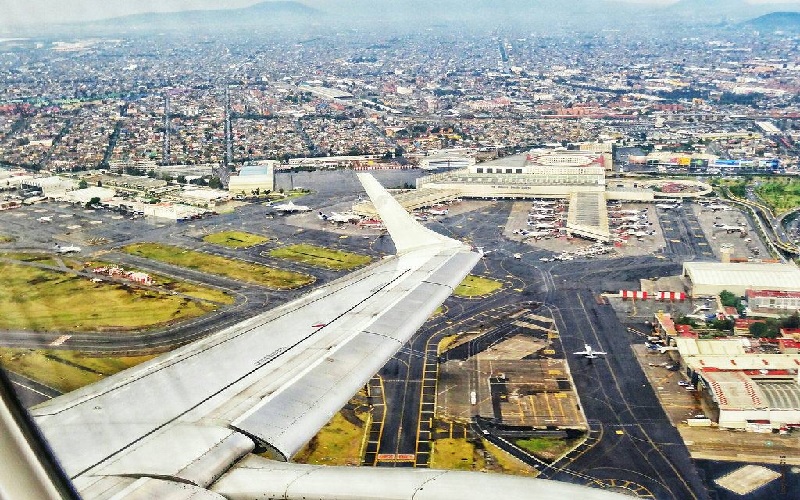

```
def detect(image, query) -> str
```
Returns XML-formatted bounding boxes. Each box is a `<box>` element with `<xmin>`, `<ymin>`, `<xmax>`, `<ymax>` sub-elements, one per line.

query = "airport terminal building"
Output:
<box><xmin>416</xmin><ymin>149</ymin><xmax>610</xmax><ymax>199</ymax></box>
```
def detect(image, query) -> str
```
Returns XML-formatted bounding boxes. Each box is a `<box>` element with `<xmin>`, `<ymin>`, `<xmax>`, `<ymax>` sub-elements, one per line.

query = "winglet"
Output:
<box><xmin>357</xmin><ymin>173</ymin><xmax>464</xmax><ymax>254</ymax></box>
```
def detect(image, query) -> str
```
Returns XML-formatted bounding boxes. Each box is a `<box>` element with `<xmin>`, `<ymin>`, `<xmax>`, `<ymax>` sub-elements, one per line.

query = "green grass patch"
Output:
<box><xmin>269</xmin><ymin>244</ymin><xmax>371</xmax><ymax>270</ymax></box>
<box><xmin>291</xmin><ymin>410</ymin><xmax>366</xmax><ymax>466</ymax></box>
<box><xmin>0</xmin><ymin>261</ymin><xmax>219</xmax><ymax>332</ymax></box>
<box><xmin>0</xmin><ymin>349</ymin><xmax>155</xmax><ymax>393</ymax></box>
<box><xmin>0</xmin><ymin>235</ymin><xmax>15</xmax><ymax>243</ymax></box>
<box><xmin>454</xmin><ymin>275</ymin><xmax>503</xmax><ymax>297</ymax></box>
<box><xmin>515</xmin><ymin>436</ymin><xmax>577</xmax><ymax>462</ymax></box>
<box><xmin>755</xmin><ymin>178</ymin><xmax>800</xmax><ymax>215</ymax></box>
<box><xmin>203</xmin><ymin>230</ymin><xmax>269</xmax><ymax>248</ymax></box>
<box><xmin>123</xmin><ymin>242</ymin><xmax>313</xmax><ymax>289</ymax></box>
<box><xmin>431</xmin><ymin>438</ymin><xmax>485</xmax><ymax>470</ymax></box>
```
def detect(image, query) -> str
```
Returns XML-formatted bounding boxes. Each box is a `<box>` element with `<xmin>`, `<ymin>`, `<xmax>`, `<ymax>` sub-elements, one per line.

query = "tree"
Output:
<box><xmin>675</xmin><ymin>316</ymin><xmax>699</xmax><ymax>328</ymax></box>
<box><xmin>719</xmin><ymin>290</ymin><xmax>744</xmax><ymax>314</ymax></box>
<box><xmin>709</xmin><ymin>319</ymin><xmax>733</xmax><ymax>332</ymax></box>
<box><xmin>749</xmin><ymin>320</ymin><xmax>780</xmax><ymax>338</ymax></box>
<box><xmin>719</xmin><ymin>290</ymin><xmax>737</xmax><ymax>307</ymax></box>
<box><xmin>749</xmin><ymin>322</ymin><xmax>769</xmax><ymax>337</ymax></box>
<box><xmin>176</xmin><ymin>175</ymin><xmax>187</xmax><ymax>184</ymax></box>
<box><xmin>85</xmin><ymin>197</ymin><xmax>101</xmax><ymax>209</ymax></box>
<box><xmin>782</xmin><ymin>312</ymin><xmax>800</xmax><ymax>330</ymax></box>
<box><xmin>207</xmin><ymin>177</ymin><xmax>222</xmax><ymax>189</ymax></box>
<box><xmin>78</xmin><ymin>179</ymin><xmax>88</xmax><ymax>189</ymax></box>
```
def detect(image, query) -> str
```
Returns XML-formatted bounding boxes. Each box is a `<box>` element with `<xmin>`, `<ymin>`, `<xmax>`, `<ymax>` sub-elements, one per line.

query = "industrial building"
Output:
<box><xmin>746</xmin><ymin>290</ymin><xmax>800</xmax><ymax>315</ymax></box>
<box><xmin>62</xmin><ymin>187</ymin><xmax>116</xmax><ymax>204</ymax></box>
<box><xmin>652</xmin><ymin>313</ymin><xmax>800</xmax><ymax>432</ymax></box>
<box><xmin>674</xmin><ymin>337</ymin><xmax>800</xmax><ymax>432</ymax></box>
<box><xmin>227</xmin><ymin>161</ymin><xmax>275</xmax><ymax>195</ymax></box>
<box><xmin>682</xmin><ymin>261</ymin><xmax>800</xmax><ymax>297</ymax></box>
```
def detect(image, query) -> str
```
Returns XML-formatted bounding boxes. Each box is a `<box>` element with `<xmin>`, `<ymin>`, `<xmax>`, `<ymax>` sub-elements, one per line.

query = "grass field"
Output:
<box><xmin>515</xmin><ymin>436</ymin><xmax>577</xmax><ymax>462</ymax></box>
<box><xmin>291</xmin><ymin>410</ymin><xmax>365</xmax><ymax>465</ymax></box>
<box><xmin>0</xmin><ymin>349</ymin><xmax>156</xmax><ymax>393</ymax></box>
<box><xmin>0</xmin><ymin>261</ymin><xmax>220</xmax><ymax>332</ymax></box>
<box><xmin>202</xmin><ymin>231</ymin><xmax>269</xmax><ymax>248</ymax></box>
<box><xmin>73</xmin><ymin>259</ymin><xmax>234</xmax><ymax>305</ymax></box>
<box><xmin>123</xmin><ymin>242</ymin><xmax>313</xmax><ymax>289</ymax></box>
<box><xmin>0</xmin><ymin>235</ymin><xmax>15</xmax><ymax>243</ymax></box>
<box><xmin>269</xmin><ymin>244</ymin><xmax>371</xmax><ymax>270</ymax></box>
<box><xmin>453</xmin><ymin>275</ymin><xmax>503</xmax><ymax>297</ymax></box>
<box><xmin>755</xmin><ymin>178</ymin><xmax>800</xmax><ymax>214</ymax></box>
<box><xmin>431</xmin><ymin>438</ymin><xmax>485</xmax><ymax>470</ymax></box>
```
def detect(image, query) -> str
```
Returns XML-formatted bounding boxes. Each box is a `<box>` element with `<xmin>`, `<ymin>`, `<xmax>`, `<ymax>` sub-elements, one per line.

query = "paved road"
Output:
<box><xmin>4</xmin><ymin>370</ymin><xmax>61</xmax><ymax>407</ymax></box>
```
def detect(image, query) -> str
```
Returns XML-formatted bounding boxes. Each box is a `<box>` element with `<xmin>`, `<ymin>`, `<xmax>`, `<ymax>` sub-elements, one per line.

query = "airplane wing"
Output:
<box><xmin>26</xmin><ymin>173</ymin><xmax>626</xmax><ymax>499</ymax></box>
<box><xmin>29</xmin><ymin>173</ymin><xmax>479</xmax><ymax>497</ymax></box>
<box><xmin>573</xmin><ymin>350</ymin><xmax>590</xmax><ymax>356</ymax></box>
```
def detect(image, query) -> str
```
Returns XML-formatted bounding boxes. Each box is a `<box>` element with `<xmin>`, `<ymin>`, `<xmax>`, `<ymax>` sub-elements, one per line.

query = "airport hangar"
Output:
<box><xmin>682</xmin><ymin>261</ymin><xmax>800</xmax><ymax>297</ymax></box>
<box><xmin>355</xmin><ymin>148</ymin><xmax>710</xmax><ymax>243</ymax></box>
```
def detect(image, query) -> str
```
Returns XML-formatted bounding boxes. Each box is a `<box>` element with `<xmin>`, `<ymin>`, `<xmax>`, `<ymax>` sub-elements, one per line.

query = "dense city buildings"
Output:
<box><xmin>1</xmin><ymin>28</ymin><xmax>800</xmax><ymax>180</ymax></box>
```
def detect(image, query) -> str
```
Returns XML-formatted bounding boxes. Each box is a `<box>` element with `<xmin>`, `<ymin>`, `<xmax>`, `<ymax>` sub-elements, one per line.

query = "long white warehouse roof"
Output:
<box><xmin>683</xmin><ymin>262</ymin><xmax>800</xmax><ymax>291</ymax></box>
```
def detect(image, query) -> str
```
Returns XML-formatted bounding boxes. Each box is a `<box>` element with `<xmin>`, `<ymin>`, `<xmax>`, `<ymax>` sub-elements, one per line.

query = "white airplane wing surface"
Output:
<box><xmin>27</xmin><ymin>173</ymin><xmax>626</xmax><ymax>499</ymax></box>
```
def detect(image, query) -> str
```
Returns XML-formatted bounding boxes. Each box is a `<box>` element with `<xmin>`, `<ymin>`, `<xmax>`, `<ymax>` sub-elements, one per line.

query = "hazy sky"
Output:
<box><xmin>2</xmin><ymin>0</ymin><xmax>800</xmax><ymax>28</ymax></box>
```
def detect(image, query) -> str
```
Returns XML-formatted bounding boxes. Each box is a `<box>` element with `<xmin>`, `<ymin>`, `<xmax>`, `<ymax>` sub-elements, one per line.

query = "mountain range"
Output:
<box><xmin>82</xmin><ymin>1</ymin><xmax>319</xmax><ymax>32</ymax></box>
<box><xmin>744</xmin><ymin>11</ymin><xmax>800</xmax><ymax>31</ymax></box>
<box><xmin>41</xmin><ymin>1</ymin><xmax>800</xmax><ymax>35</ymax></box>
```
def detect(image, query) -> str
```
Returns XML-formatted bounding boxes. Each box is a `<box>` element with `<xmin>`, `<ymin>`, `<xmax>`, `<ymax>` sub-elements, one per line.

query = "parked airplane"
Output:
<box><xmin>37</xmin><ymin>216</ymin><xmax>52</xmax><ymax>223</ymax></box>
<box><xmin>573</xmin><ymin>344</ymin><xmax>607</xmax><ymax>359</ymax></box>
<box><xmin>54</xmin><ymin>244</ymin><xmax>81</xmax><ymax>254</ymax></box>
<box><xmin>273</xmin><ymin>200</ymin><xmax>311</xmax><ymax>213</ymax></box>
<box><xmin>714</xmin><ymin>224</ymin><xmax>745</xmax><ymax>233</ymax></box>
<box><xmin>706</xmin><ymin>203</ymin><xmax>731</xmax><ymax>211</ymax></box>
<box><xmin>318</xmin><ymin>211</ymin><xmax>360</xmax><ymax>223</ymax></box>
<box><xmin>656</xmin><ymin>202</ymin><xmax>680</xmax><ymax>210</ymax></box>
<box><xmin>426</xmin><ymin>207</ymin><xmax>449</xmax><ymax>216</ymax></box>
<box><xmin>524</xmin><ymin>230</ymin><xmax>554</xmax><ymax>238</ymax></box>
